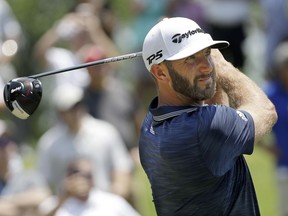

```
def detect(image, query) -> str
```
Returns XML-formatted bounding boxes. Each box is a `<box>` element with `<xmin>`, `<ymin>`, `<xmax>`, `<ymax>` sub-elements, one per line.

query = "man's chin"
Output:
<box><xmin>197</xmin><ymin>89</ymin><xmax>216</xmax><ymax>101</ymax></box>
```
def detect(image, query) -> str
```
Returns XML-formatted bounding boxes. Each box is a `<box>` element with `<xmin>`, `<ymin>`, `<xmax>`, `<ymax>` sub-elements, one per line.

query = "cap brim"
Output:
<box><xmin>166</xmin><ymin>40</ymin><xmax>229</xmax><ymax>61</ymax></box>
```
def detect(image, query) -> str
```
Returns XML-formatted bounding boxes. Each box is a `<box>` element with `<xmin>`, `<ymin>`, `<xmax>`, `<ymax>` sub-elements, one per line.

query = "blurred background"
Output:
<box><xmin>0</xmin><ymin>0</ymin><xmax>288</xmax><ymax>215</ymax></box>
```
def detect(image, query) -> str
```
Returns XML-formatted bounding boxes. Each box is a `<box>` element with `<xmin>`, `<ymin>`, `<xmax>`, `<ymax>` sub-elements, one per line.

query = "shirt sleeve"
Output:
<box><xmin>198</xmin><ymin>105</ymin><xmax>255</xmax><ymax>176</ymax></box>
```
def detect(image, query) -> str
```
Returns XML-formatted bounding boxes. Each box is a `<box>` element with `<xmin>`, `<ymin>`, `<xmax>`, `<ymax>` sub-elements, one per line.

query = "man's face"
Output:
<box><xmin>165</xmin><ymin>48</ymin><xmax>216</xmax><ymax>101</ymax></box>
<box><xmin>58</xmin><ymin>104</ymin><xmax>83</xmax><ymax>131</ymax></box>
<box><xmin>65</xmin><ymin>159</ymin><xmax>94</xmax><ymax>201</ymax></box>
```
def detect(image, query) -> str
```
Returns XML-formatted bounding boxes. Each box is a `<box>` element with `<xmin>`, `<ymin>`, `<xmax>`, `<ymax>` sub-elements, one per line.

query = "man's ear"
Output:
<box><xmin>150</xmin><ymin>64</ymin><xmax>169</xmax><ymax>81</ymax></box>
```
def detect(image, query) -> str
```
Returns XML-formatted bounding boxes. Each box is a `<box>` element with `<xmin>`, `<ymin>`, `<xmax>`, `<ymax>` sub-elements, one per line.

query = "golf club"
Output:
<box><xmin>3</xmin><ymin>51</ymin><xmax>142</xmax><ymax>119</ymax></box>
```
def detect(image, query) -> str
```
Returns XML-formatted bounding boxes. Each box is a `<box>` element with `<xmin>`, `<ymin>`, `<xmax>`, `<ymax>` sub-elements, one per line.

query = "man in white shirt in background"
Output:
<box><xmin>36</xmin><ymin>84</ymin><xmax>134</xmax><ymax>200</ymax></box>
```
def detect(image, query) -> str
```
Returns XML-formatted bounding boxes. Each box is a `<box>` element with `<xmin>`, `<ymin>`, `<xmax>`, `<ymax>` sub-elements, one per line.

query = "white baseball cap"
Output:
<box><xmin>142</xmin><ymin>17</ymin><xmax>229</xmax><ymax>71</ymax></box>
<box><xmin>52</xmin><ymin>83</ymin><xmax>84</xmax><ymax>111</ymax></box>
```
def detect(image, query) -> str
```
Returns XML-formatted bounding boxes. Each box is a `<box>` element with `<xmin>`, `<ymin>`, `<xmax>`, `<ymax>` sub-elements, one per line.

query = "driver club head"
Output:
<box><xmin>3</xmin><ymin>77</ymin><xmax>42</xmax><ymax>119</ymax></box>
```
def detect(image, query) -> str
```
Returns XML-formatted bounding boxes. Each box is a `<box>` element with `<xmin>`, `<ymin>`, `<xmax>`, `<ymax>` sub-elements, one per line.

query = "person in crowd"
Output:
<box><xmin>166</xmin><ymin>0</ymin><xmax>207</xmax><ymax>30</ymax></box>
<box><xmin>32</xmin><ymin>0</ymin><xmax>121</xmax><ymax>132</ymax></box>
<box><xmin>0</xmin><ymin>131</ymin><xmax>50</xmax><ymax>216</ymax></box>
<box><xmin>259</xmin><ymin>0</ymin><xmax>288</xmax><ymax>79</ymax></box>
<box><xmin>200</xmin><ymin>0</ymin><xmax>251</xmax><ymax>69</ymax></box>
<box><xmin>36</xmin><ymin>83</ymin><xmax>134</xmax><ymax>200</ymax></box>
<box><xmin>38</xmin><ymin>157</ymin><xmax>141</xmax><ymax>216</ymax></box>
<box><xmin>33</xmin><ymin>0</ymin><xmax>119</xmax><ymax>89</ymax></box>
<box><xmin>262</xmin><ymin>41</ymin><xmax>288</xmax><ymax>216</ymax></box>
<box><xmin>80</xmin><ymin>45</ymin><xmax>143</xmax><ymax>152</ymax></box>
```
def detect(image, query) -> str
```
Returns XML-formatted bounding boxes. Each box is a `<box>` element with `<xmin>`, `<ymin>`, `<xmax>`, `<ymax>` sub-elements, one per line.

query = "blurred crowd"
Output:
<box><xmin>1</xmin><ymin>0</ymin><xmax>288</xmax><ymax>215</ymax></box>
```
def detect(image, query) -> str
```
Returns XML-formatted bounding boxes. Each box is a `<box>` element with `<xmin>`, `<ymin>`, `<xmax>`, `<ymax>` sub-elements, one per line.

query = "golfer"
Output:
<box><xmin>139</xmin><ymin>17</ymin><xmax>277</xmax><ymax>216</ymax></box>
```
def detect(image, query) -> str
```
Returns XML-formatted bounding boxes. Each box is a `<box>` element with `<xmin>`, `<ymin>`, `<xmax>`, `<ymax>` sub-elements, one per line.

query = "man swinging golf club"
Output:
<box><xmin>139</xmin><ymin>17</ymin><xmax>277</xmax><ymax>216</ymax></box>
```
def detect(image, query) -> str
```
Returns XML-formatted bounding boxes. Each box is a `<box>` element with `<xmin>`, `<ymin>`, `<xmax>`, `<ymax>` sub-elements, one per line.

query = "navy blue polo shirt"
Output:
<box><xmin>139</xmin><ymin>98</ymin><xmax>259</xmax><ymax>216</ymax></box>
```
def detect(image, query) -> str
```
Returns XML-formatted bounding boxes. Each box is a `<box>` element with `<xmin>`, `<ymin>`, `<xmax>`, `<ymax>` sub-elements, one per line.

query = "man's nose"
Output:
<box><xmin>198</xmin><ymin>57</ymin><xmax>213</xmax><ymax>74</ymax></box>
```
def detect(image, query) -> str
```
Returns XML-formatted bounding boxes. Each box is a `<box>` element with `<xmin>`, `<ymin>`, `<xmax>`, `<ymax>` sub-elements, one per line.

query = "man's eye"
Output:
<box><xmin>185</xmin><ymin>55</ymin><xmax>195</xmax><ymax>62</ymax></box>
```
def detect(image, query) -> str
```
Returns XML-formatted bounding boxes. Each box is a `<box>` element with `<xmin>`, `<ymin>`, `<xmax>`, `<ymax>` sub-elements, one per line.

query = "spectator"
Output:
<box><xmin>80</xmin><ymin>45</ymin><xmax>143</xmax><ymax>151</ymax></box>
<box><xmin>200</xmin><ymin>0</ymin><xmax>251</xmax><ymax>69</ymax></box>
<box><xmin>33</xmin><ymin>0</ymin><xmax>119</xmax><ymax>89</ymax></box>
<box><xmin>38</xmin><ymin>157</ymin><xmax>140</xmax><ymax>216</ymax></box>
<box><xmin>32</xmin><ymin>1</ymin><xmax>121</xmax><ymax>130</ymax></box>
<box><xmin>259</xmin><ymin>0</ymin><xmax>288</xmax><ymax>79</ymax></box>
<box><xmin>166</xmin><ymin>0</ymin><xmax>207</xmax><ymax>30</ymax></box>
<box><xmin>0</xmin><ymin>133</ymin><xmax>50</xmax><ymax>216</ymax></box>
<box><xmin>262</xmin><ymin>41</ymin><xmax>288</xmax><ymax>216</ymax></box>
<box><xmin>36</xmin><ymin>83</ymin><xmax>134</xmax><ymax>200</ymax></box>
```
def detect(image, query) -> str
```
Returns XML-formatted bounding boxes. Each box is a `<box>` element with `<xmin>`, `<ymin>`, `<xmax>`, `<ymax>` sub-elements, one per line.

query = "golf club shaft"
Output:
<box><xmin>29</xmin><ymin>51</ymin><xmax>142</xmax><ymax>79</ymax></box>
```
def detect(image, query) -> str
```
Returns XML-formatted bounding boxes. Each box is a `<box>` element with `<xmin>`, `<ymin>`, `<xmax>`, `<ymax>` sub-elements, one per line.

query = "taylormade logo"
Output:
<box><xmin>11</xmin><ymin>86</ymin><xmax>21</xmax><ymax>94</ymax></box>
<box><xmin>172</xmin><ymin>28</ymin><xmax>204</xmax><ymax>43</ymax></box>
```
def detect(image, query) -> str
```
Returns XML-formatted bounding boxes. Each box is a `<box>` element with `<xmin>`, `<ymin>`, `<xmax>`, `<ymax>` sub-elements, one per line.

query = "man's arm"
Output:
<box><xmin>210</xmin><ymin>49</ymin><xmax>277</xmax><ymax>143</ymax></box>
<box><xmin>111</xmin><ymin>171</ymin><xmax>132</xmax><ymax>200</ymax></box>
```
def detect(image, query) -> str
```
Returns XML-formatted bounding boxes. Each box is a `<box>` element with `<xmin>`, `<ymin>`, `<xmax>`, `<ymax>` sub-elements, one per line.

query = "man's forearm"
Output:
<box><xmin>211</xmin><ymin>49</ymin><xmax>277</xmax><ymax>142</ymax></box>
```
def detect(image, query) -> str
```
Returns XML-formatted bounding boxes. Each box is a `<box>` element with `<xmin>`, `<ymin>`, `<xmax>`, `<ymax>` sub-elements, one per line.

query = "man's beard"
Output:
<box><xmin>166</xmin><ymin>62</ymin><xmax>216</xmax><ymax>101</ymax></box>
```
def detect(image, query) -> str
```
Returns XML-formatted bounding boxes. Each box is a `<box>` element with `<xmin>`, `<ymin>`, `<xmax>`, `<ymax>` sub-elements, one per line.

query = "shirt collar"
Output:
<box><xmin>149</xmin><ymin>97</ymin><xmax>198</xmax><ymax>122</ymax></box>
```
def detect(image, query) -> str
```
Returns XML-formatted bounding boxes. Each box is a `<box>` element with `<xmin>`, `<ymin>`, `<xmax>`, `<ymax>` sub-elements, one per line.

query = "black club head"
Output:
<box><xmin>3</xmin><ymin>77</ymin><xmax>42</xmax><ymax>119</ymax></box>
